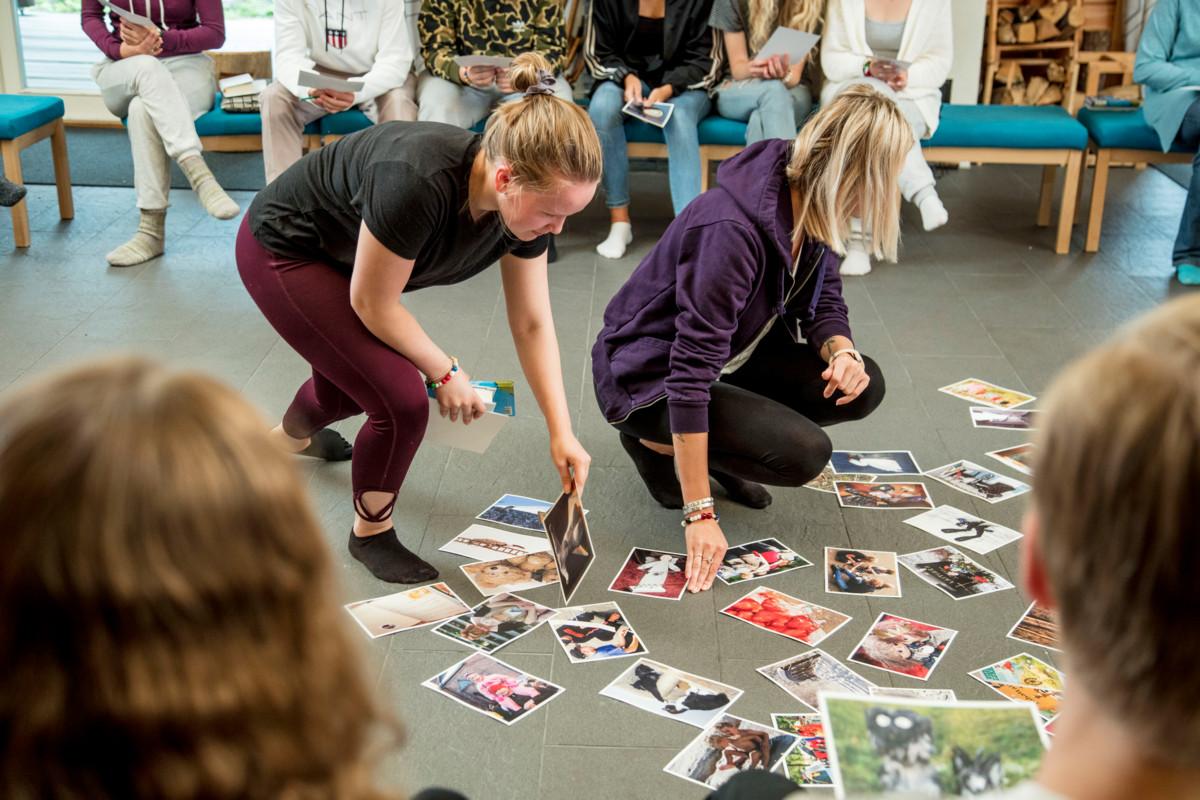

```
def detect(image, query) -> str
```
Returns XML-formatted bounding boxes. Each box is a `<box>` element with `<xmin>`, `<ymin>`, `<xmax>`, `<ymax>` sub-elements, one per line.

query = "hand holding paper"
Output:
<box><xmin>298</xmin><ymin>70</ymin><xmax>365</xmax><ymax>94</ymax></box>
<box><xmin>755</xmin><ymin>27</ymin><xmax>820</xmax><ymax>63</ymax></box>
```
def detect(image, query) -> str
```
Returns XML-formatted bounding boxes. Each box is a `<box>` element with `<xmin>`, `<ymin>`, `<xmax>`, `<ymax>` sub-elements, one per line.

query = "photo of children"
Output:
<box><xmin>987</xmin><ymin>442</ymin><xmax>1035</xmax><ymax>476</ymax></box>
<box><xmin>969</xmin><ymin>653</ymin><xmax>1065</xmax><ymax>723</ymax></box>
<box><xmin>970</xmin><ymin>406</ymin><xmax>1041</xmax><ymax>430</ymax></box>
<box><xmin>608</xmin><ymin>548</ymin><xmax>687</xmax><ymax>600</ymax></box>
<box><xmin>539</xmin><ymin>486</ymin><xmax>594</xmax><ymax>603</ymax></box>
<box><xmin>476</xmin><ymin>494</ymin><xmax>555</xmax><ymax>532</ymax></box>
<box><xmin>721</xmin><ymin>587</ymin><xmax>852</xmax><ymax>646</ymax></box>
<box><xmin>431</xmin><ymin>593</ymin><xmax>556</xmax><ymax>654</ymax></box>
<box><xmin>939</xmin><ymin>378</ymin><xmax>1036</xmax><ymax>409</ymax></box>
<box><xmin>663</xmin><ymin>714</ymin><xmax>798</xmax><ymax>790</ymax></box>
<box><xmin>769</xmin><ymin>715</ymin><xmax>833</xmax><ymax>788</ymax></box>
<box><xmin>835</xmin><ymin>481</ymin><xmax>935</xmax><ymax>510</ymax></box>
<box><xmin>898</xmin><ymin>545</ymin><xmax>1015</xmax><ymax>600</ymax></box>
<box><xmin>848</xmin><ymin>613</ymin><xmax>958</xmax><ymax>681</ymax></box>
<box><xmin>422</xmin><ymin>652</ymin><xmax>563</xmax><ymax>725</ymax></box>
<box><xmin>757</xmin><ymin>650</ymin><xmax>876</xmax><ymax>711</ymax></box>
<box><xmin>716</xmin><ymin>537</ymin><xmax>813</xmax><ymax>584</ymax></box>
<box><xmin>831</xmin><ymin>450</ymin><xmax>921</xmax><ymax>476</ymax></box>
<box><xmin>438</xmin><ymin>523</ymin><xmax>550</xmax><ymax>562</ymax></box>
<box><xmin>1006</xmin><ymin>602</ymin><xmax>1061</xmax><ymax>652</ymax></box>
<box><xmin>902</xmin><ymin>505</ymin><xmax>1023</xmax><ymax>555</ymax></box>
<box><xmin>925</xmin><ymin>460</ymin><xmax>1031</xmax><ymax>504</ymax></box>
<box><xmin>599</xmin><ymin>657</ymin><xmax>743</xmax><ymax>728</ymax></box>
<box><xmin>805</xmin><ymin>463</ymin><xmax>875</xmax><ymax>494</ymax></box>
<box><xmin>460</xmin><ymin>551</ymin><xmax>560</xmax><ymax>597</ymax></box>
<box><xmin>820</xmin><ymin>693</ymin><xmax>1048</xmax><ymax>796</ymax></box>
<box><xmin>344</xmin><ymin>583</ymin><xmax>471</xmax><ymax>639</ymax></box>
<box><xmin>549</xmin><ymin>602</ymin><xmax>645</xmax><ymax>663</ymax></box>
<box><xmin>825</xmin><ymin>548</ymin><xmax>902</xmax><ymax>598</ymax></box>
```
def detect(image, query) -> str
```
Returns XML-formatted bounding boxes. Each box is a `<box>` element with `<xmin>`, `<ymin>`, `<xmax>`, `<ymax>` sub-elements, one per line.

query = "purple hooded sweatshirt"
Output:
<box><xmin>591</xmin><ymin>138</ymin><xmax>853</xmax><ymax>435</ymax></box>
<box><xmin>82</xmin><ymin>0</ymin><xmax>225</xmax><ymax>62</ymax></box>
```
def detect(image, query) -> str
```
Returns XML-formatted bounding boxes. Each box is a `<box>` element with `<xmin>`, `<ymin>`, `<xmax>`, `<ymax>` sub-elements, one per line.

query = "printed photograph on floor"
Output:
<box><xmin>830</xmin><ymin>449</ymin><xmax>921</xmax><ymax>476</ymax></box>
<box><xmin>663</xmin><ymin>713</ymin><xmax>798</xmax><ymax>790</ymax></box>
<box><xmin>1006</xmin><ymin>602</ymin><xmax>1061</xmax><ymax>652</ymax></box>
<box><xmin>805</xmin><ymin>464</ymin><xmax>875</xmax><ymax>494</ymax></box>
<box><xmin>476</xmin><ymin>493</ymin><xmax>556</xmax><ymax>533</ymax></box>
<box><xmin>722</xmin><ymin>587</ymin><xmax>852</xmax><ymax>646</ymax></box>
<box><xmin>902</xmin><ymin>505</ymin><xmax>1023</xmax><ymax>555</ymax></box>
<box><xmin>717</xmin><ymin>537</ymin><xmax>813</xmax><ymax>584</ymax></box>
<box><xmin>925</xmin><ymin>460</ymin><xmax>1031</xmax><ymax>504</ymax></box>
<box><xmin>431</xmin><ymin>593</ymin><xmax>556</xmax><ymax>654</ymax></box>
<box><xmin>438</xmin><ymin>523</ymin><xmax>550</xmax><ymax>562</ymax></box>
<box><xmin>344</xmin><ymin>583</ymin><xmax>472</xmax><ymax>639</ymax></box>
<box><xmin>847</xmin><ymin>613</ymin><xmax>958</xmax><ymax>681</ymax></box>
<box><xmin>608</xmin><ymin>547</ymin><xmax>688</xmax><ymax>600</ymax></box>
<box><xmin>757</xmin><ymin>649</ymin><xmax>876</xmax><ymax>711</ymax></box>
<box><xmin>549</xmin><ymin>602</ymin><xmax>646</xmax><ymax>663</ymax></box>
<box><xmin>898</xmin><ymin>545</ymin><xmax>1015</xmax><ymax>600</ymax></box>
<box><xmin>986</xmin><ymin>442</ymin><xmax>1036</xmax><ymax>476</ymax></box>
<box><xmin>835</xmin><ymin>480</ymin><xmax>935</xmax><ymax>510</ymax></box>
<box><xmin>825</xmin><ymin>547</ymin><xmax>902</xmax><ymax>597</ymax></box>
<box><xmin>460</xmin><ymin>551</ymin><xmax>560</xmax><ymax>597</ymax></box>
<box><xmin>938</xmin><ymin>378</ymin><xmax>1036</xmax><ymax>409</ymax></box>
<box><xmin>599</xmin><ymin>657</ymin><xmax>743</xmax><ymax>728</ymax></box>
<box><xmin>423</xmin><ymin>652</ymin><xmax>563</xmax><ymax>725</ymax></box>
<box><xmin>969</xmin><ymin>653</ymin><xmax>1065</xmax><ymax>723</ymax></box>
<box><xmin>969</xmin><ymin>406</ymin><xmax>1042</xmax><ymax>430</ymax></box>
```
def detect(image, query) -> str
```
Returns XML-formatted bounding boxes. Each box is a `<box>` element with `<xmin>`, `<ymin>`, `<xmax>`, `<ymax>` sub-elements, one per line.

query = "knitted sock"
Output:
<box><xmin>1177</xmin><ymin>264</ymin><xmax>1200</xmax><ymax>286</ymax></box>
<box><xmin>711</xmin><ymin>469</ymin><xmax>772</xmax><ymax>509</ymax></box>
<box><xmin>178</xmin><ymin>154</ymin><xmax>239</xmax><ymax>220</ymax></box>
<box><xmin>298</xmin><ymin>428</ymin><xmax>353</xmax><ymax>461</ymax></box>
<box><xmin>348</xmin><ymin>529</ymin><xmax>439</xmax><ymax>584</ymax></box>
<box><xmin>106</xmin><ymin>209</ymin><xmax>166</xmax><ymax>267</ymax></box>
<box><xmin>619</xmin><ymin>432</ymin><xmax>684</xmax><ymax>509</ymax></box>
<box><xmin>914</xmin><ymin>186</ymin><xmax>949</xmax><ymax>231</ymax></box>
<box><xmin>840</xmin><ymin>241</ymin><xmax>872</xmax><ymax>276</ymax></box>
<box><xmin>0</xmin><ymin>176</ymin><xmax>27</xmax><ymax>207</ymax></box>
<box><xmin>596</xmin><ymin>222</ymin><xmax>633</xmax><ymax>260</ymax></box>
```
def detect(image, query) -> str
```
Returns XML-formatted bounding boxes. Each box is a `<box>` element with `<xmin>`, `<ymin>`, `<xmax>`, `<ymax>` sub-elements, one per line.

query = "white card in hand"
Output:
<box><xmin>424</xmin><ymin>398</ymin><xmax>509</xmax><ymax>454</ymax></box>
<box><xmin>102</xmin><ymin>0</ymin><xmax>156</xmax><ymax>28</ymax></box>
<box><xmin>298</xmin><ymin>70</ymin><xmax>365</xmax><ymax>93</ymax></box>
<box><xmin>456</xmin><ymin>55</ymin><xmax>514</xmax><ymax>70</ymax></box>
<box><xmin>755</xmin><ymin>27</ymin><xmax>820</xmax><ymax>62</ymax></box>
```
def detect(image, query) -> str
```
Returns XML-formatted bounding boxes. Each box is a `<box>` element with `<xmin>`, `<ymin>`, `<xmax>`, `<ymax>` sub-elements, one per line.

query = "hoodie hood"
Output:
<box><xmin>711</xmin><ymin>138</ymin><xmax>795</xmax><ymax>272</ymax></box>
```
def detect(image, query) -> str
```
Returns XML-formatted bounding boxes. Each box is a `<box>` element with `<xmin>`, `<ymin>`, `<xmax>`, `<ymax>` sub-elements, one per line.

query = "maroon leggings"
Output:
<box><xmin>235</xmin><ymin>217</ymin><xmax>428</xmax><ymax>522</ymax></box>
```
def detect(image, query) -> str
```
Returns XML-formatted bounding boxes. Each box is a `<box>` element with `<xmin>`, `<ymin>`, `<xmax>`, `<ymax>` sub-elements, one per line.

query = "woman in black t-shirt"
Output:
<box><xmin>236</xmin><ymin>53</ymin><xmax>603</xmax><ymax>584</ymax></box>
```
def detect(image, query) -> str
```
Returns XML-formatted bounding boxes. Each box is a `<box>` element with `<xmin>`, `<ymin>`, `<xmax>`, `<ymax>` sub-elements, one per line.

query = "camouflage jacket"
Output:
<box><xmin>419</xmin><ymin>0</ymin><xmax>566</xmax><ymax>84</ymax></box>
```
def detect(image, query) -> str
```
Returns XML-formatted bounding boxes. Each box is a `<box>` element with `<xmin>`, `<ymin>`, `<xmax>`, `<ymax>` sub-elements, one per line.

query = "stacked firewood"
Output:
<box><xmin>993</xmin><ymin>58</ymin><xmax>1070</xmax><ymax>105</ymax></box>
<box><xmin>996</xmin><ymin>0</ymin><xmax>1085</xmax><ymax>45</ymax></box>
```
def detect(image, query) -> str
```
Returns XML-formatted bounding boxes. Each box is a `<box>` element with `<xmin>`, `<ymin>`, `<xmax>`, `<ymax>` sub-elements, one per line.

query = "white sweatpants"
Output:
<box><xmin>93</xmin><ymin>53</ymin><xmax>216</xmax><ymax>210</ymax></box>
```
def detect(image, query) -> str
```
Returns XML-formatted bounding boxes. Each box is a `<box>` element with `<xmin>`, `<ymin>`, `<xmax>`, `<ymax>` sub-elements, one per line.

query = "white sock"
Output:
<box><xmin>916</xmin><ymin>190</ymin><xmax>949</xmax><ymax>231</ymax></box>
<box><xmin>596</xmin><ymin>221</ymin><xmax>633</xmax><ymax>259</ymax></box>
<box><xmin>840</xmin><ymin>242</ymin><xmax>872</xmax><ymax>276</ymax></box>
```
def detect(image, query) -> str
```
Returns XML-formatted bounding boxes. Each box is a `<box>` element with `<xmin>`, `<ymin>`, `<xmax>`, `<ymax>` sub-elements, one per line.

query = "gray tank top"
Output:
<box><xmin>865</xmin><ymin>17</ymin><xmax>905</xmax><ymax>60</ymax></box>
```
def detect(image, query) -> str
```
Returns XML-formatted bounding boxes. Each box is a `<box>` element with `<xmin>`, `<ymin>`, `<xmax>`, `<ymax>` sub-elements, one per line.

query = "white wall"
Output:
<box><xmin>950</xmin><ymin>0</ymin><xmax>987</xmax><ymax>105</ymax></box>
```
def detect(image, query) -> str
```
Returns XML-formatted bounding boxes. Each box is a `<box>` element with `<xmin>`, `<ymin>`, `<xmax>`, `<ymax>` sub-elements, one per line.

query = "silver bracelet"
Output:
<box><xmin>829</xmin><ymin>348</ymin><xmax>863</xmax><ymax>366</ymax></box>
<box><xmin>682</xmin><ymin>496</ymin><xmax>715</xmax><ymax>515</ymax></box>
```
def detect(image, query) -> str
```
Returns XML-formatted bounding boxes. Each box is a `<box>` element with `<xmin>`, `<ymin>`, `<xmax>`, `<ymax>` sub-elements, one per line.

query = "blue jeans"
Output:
<box><xmin>715</xmin><ymin>79</ymin><xmax>813</xmax><ymax>143</ymax></box>
<box><xmin>588</xmin><ymin>79</ymin><xmax>711</xmax><ymax>215</ymax></box>
<box><xmin>1173</xmin><ymin>98</ymin><xmax>1200</xmax><ymax>266</ymax></box>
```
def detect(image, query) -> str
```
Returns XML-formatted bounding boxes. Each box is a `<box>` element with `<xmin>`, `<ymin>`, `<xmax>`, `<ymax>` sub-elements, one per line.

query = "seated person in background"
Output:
<box><xmin>710</xmin><ymin>0</ymin><xmax>822</xmax><ymax>144</ymax></box>
<box><xmin>1133</xmin><ymin>0</ymin><xmax>1200</xmax><ymax>286</ymax></box>
<box><xmin>584</xmin><ymin>0</ymin><xmax>724</xmax><ymax>259</ymax></box>
<box><xmin>821</xmin><ymin>0</ymin><xmax>952</xmax><ymax>276</ymax></box>
<box><xmin>81</xmin><ymin>0</ymin><xmax>240</xmax><ymax>267</ymax></box>
<box><xmin>416</xmin><ymin>0</ymin><xmax>571</xmax><ymax>128</ymax></box>
<box><xmin>261</xmin><ymin>0</ymin><xmax>418</xmax><ymax>182</ymax></box>
<box><xmin>0</xmin><ymin>175</ymin><xmax>26</xmax><ymax>207</ymax></box>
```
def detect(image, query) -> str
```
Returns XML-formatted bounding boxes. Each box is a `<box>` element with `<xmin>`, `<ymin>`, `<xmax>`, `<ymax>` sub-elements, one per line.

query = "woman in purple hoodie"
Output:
<box><xmin>592</xmin><ymin>85</ymin><xmax>913</xmax><ymax>592</ymax></box>
<box><xmin>82</xmin><ymin>0</ymin><xmax>239</xmax><ymax>267</ymax></box>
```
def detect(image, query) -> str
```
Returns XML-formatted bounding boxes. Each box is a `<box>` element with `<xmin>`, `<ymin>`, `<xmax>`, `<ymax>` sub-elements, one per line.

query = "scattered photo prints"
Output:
<box><xmin>825</xmin><ymin>547</ymin><xmax>902</xmax><ymax>598</ymax></box>
<box><xmin>477</xmin><ymin>493</ymin><xmax>586</xmax><ymax>533</ymax></box>
<box><xmin>1006</xmin><ymin>602</ymin><xmax>1061</xmax><ymax>652</ymax></box>
<box><xmin>831</xmin><ymin>450</ymin><xmax>921</xmax><ymax>476</ymax></box>
<box><xmin>969</xmin><ymin>653</ymin><xmax>1065</xmax><ymax>723</ymax></box>
<box><xmin>899</xmin><ymin>545</ymin><xmax>1015</xmax><ymax>600</ymax></box>
<box><xmin>431</xmin><ymin>593</ymin><xmax>556</xmax><ymax>654</ymax></box>
<box><xmin>835</xmin><ymin>481</ymin><xmax>934</xmax><ymax>510</ymax></box>
<box><xmin>422</xmin><ymin>652</ymin><xmax>562</xmax><ymax>725</ymax></box>
<box><xmin>599</xmin><ymin>657</ymin><xmax>743</xmax><ymax>728</ymax></box>
<box><xmin>717</xmin><ymin>537</ymin><xmax>813</xmax><ymax>585</ymax></box>
<box><xmin>344</xmin><ymin>583</ymin><xmax>471</xmax><ymax>639</ymax></box>
<box><xmin>924</xmin><ymin>460</ymin><xmax>1031</xmax><ymax>504</ymax></box>
<box><xmin>549</xmin><ymin>602</ymin><xmax>646</xmax><ymax>663</ymax></box>
<box><xmin>970</xmin><ymin>406</ymin><xmax>1041</xmax><ymax>430</ymax></box>
<box><xmin>902</xmin><ymin>505</ymin><xmax>1023</xmax><ymax>555</ymax></box>
<box><xmin>608</xmin><ymin>547</ymin><xmax>688</xmax><ymax>600</ymax></box>
<box><xmin>987</xmin><ymin>443</ymin><xmax>1035</xmax><ymax>476</ymax></box>
<box><xmin>869</xmin><ymin>686</ymin><xmax>958</xmax><ymax>702</ymax></box>
<box><xmin>722</xmin><ymin>587</ymin><xmax>852</xmax><ymax>646</ymax></box>
<box><xmin>663</xmin><ymin>714</ymin><xmax>798</xmax><ymax>790</ymax></box>
<box><xmin>539</xmin><ymin>487</ymin><xmax>594</xmax><ymax>604</ymax></box>
<box><xmin>757</xmin><ymin>649</ymin><xmax>876</xmax><ymax>711</ymax></box>
<box><xmin>438</xmin><ymin>523</ymin><xmax>549</xmax><ymax>562</ymax></box>
<box><xmin>460</xmin><ymin>551</ymin><xmax>559</xmax><ymax>597</ymax></box>
<box><xmin>847</xmin><ymin>613</ymin><xmax>957</xmax><ymax>682</ymax></box>
<box><xmin>820</xmin><ymin>693</ymin><xmax>1048</xmax><ymax>797</ymax></box>
<box><xmin>805</xmin><ymin>463</ymin><xmax>874</xmax><ymax>494</ymax></box>
<box><xmin>939</xmin><ymin>378</ymin><xmax>1036</xmax><ymax>410</ymax></box>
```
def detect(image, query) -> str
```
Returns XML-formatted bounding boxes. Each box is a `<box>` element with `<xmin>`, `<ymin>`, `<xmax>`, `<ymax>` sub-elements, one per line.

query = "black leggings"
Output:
<box><xmin>613</xmin><ymin>324</ymin><xmax>885</xmax><ymax>487</ymax></box>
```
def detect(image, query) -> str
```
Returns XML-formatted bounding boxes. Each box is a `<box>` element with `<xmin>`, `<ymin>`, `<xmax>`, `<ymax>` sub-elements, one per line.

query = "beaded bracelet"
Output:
<box><xmin>425</xmin><ymin>356</ymin><xmax>460</xmax><ymax>389</ymax></box>
<box><xmin>681</xmin><ymin>511</ymin><xmax>720</xmax><ymax>528</ymax></box>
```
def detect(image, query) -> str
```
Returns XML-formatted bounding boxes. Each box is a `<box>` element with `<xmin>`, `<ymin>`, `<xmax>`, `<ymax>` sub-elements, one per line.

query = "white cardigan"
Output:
<box><xmin>820</xmin><ymin>0</ymin><xmax>954</xmax><ymax>136</ymax></box>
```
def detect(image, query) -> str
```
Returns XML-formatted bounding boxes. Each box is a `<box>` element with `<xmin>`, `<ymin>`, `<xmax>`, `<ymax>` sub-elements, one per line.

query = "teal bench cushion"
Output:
<box><xmin>0</xmin><ymin>94</ymin><xmax>65</xmax><ymax>140</ymax></box>
<box><xmin>925</xmin><ymin>104</ymin><xmax>1088</xmax><ymax>150</ymax></box>
<box><xmin>321</xmin><ymin>108</ymin><xmax>372</xmax><ymax>135</ymax></box>
<box><xmin>1076</xmin><ymin>107</ymin><xmax>1189</xmax><ymax>153</ymax></box>
<box><xmin>621</xmin><ymin>114</ymin><xmax>751</xmax><ymax>146</ymax></box>
<box><xmin>186</xmin><ymin>94</ymin><xmax>318</xmax><ymax>138</ymax></box>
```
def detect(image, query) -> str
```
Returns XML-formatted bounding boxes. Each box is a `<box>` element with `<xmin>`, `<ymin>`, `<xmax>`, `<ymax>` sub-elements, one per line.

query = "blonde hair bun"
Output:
<box><xmin>507</xmin><ymin>52</ymin><xmax>554</xmax><ymax>95</ymax></box>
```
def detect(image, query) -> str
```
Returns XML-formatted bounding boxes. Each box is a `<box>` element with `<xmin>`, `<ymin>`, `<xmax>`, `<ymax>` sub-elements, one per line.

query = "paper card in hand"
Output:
<box><xmin>621</xmin><ymin>101</ymin><xmax>674</xmax><ymax>128</ymax></box>
<box><xmin>755</xmin><ymin>26</ymin><xmax>821</xmax><ymax>62</ymax></box>
<box><xmin>102</xmin><ymin>0</ymin><xmax>157</xmax><ymax>29</ymax></box>
<box><xmin>539</xmin><ymin>486</ymin><xmax>595</xmax><ymax>604</ymax></box>
<box><xmin>298</xmin><ymin>70</ymin><xmax>365</xmax><ymax>93</ymax></box>
<box><xmin>456</xmin><ymin>55</ymin><xmax>514</xmax><ymax>70</ymax></box>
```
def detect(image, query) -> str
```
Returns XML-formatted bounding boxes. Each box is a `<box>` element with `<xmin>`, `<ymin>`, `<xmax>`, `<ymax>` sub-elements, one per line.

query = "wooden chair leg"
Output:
<box><xmin>1</xmin><ymin>140</ymin><xmax>31</xmax><ymax>248</ymax></box>
<box><xmin>1037</xmin><ymin>164</ymin><xmax>1056</xmax><ymax>227</ymax></box>
<box><xmin>1056</xmin><ymin>150</ymin><xmax>1082</xmax><ymax>255</ymax></box>
<box><xmin>50</xmin><ymin>119</ymin><xmax>74</xmax><ymax>221</ymax></box>
<box><xmin>1085</xmin><ymin>148</ymin><xmax>1111</xmax><ymax>253</ymax></box>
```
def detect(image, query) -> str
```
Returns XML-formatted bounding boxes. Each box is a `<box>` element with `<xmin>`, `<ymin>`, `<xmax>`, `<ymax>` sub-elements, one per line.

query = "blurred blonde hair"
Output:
<box><xmin>0</xmin><ymin>358</ymin><xmax>398</xmax><ymax>800</ymax></box>
<box><xmin>482</xmin><ymin>52</ymin><xmax>603</xmax><ymax>192</ymax></box>
<box><xmin>747</xmin><ymin>0</ymin><xmax>822</xmax><ymax>55</ymax></box>
<box><xmin>1034</xmin><ymin>295</ymin><xmax>1200</xmax><ymax>766</ymax></box>
<box><xmin>785</xmin><ymin>84</ymin><xmax>912</xmax><ymax>261</ymax></box>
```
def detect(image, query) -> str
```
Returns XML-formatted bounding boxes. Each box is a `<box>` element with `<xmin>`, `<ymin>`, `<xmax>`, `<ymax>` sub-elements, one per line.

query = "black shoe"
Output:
<box><xmin>619</xmin><ymin>433</ymin><xmax>683</xmax><ymax>509</ymax></box>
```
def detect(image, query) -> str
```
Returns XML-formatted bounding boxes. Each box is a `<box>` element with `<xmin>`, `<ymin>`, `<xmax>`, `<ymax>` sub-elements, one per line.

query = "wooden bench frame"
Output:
<box><xmin>201</xmin><ymin>133</ymin><xmax>322</xmax><ymax>153</ymax></box>
<box><xmin>1084</xmin><ymin>144</ymin><xmax>1193</xmax><ymax>252</ymax></box>
<box><xmin>2</xmin><ymin>117</ymin><xmax>73</xmax><ymax>249</ymax></box>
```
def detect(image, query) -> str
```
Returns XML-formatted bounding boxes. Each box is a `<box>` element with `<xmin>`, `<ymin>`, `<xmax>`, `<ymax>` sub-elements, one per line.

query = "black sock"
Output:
<box><xmin>299</xmin><ymin>428</ymin><xmax>353</xmax><ymax>461</ymax></box>
<box><xmin>0</xmin><ymin>178</ymin><xmax>26</xmax><ymax>208</ymax></box>
<box><xmin>348</xmin><ymin>529</ymin><xmax>439</xmax><ymax>584</ymax></box>
<box><xmin>711</xmin><ymin>469</ymin><xmax>772</xmax><ymax>509</ymax></box>
<box><xmin>619</xmin><ymin>433</ymin><xmax>683</xmax><ymax>509</ymax></box>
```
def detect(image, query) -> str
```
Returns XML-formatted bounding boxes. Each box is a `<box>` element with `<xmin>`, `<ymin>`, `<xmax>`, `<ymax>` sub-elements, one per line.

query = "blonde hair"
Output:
<box><xmin>747</xmin><ymin>0</ymin><xmax>822</xmax><ymax>55</ymax></box>
<box><xmin>481</xmin><ymin>52</ymin><xmax>603</xmax><ymax>192</ymax></box>
<box><xmin>0</xmin><ymin>358</ymin><xmax>398</xmax><ymax>800</ymax></box>
<box><xmin>786</xmin><ymin>84</ymin><xmax>912</xmax><ymax>261</ymax></box>
<box><xmin>1034</xmin><ymin>295</ymin><xmax>1200</xmax><ymax>766</ymax></box>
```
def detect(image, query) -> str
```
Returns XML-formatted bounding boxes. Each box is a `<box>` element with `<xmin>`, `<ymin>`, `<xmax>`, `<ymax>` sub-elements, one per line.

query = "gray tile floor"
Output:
<box><xmin>1</xmin><ymin>161</ymin><xmax>1194</xmax><ymax>799</ymax></box>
